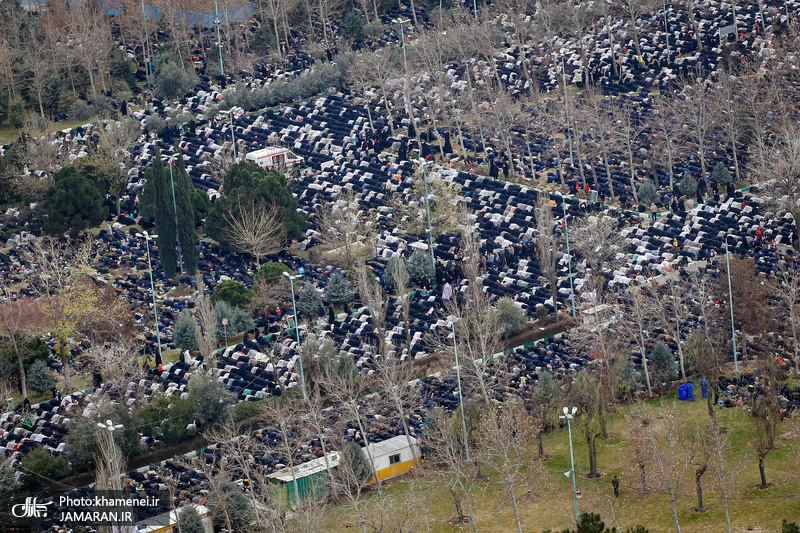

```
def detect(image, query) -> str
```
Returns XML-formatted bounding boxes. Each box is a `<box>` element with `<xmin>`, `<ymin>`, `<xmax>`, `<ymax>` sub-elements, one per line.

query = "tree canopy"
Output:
<box><xmin>207</xmin><ymin>162</ymin><xmax>308</xmax><ymax>246</ymax></box>
<box><xmin>43</xmin><ymin>167</ymin><xmax>108</xmax><ymax>236</ymax></box>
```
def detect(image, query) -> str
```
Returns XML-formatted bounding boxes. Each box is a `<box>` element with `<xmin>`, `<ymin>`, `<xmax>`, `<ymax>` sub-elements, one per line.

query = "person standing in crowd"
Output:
<box><xmin>612</xmin><ymin>475</ymin><xmax>620</xmax><ymax>497</ymax></box>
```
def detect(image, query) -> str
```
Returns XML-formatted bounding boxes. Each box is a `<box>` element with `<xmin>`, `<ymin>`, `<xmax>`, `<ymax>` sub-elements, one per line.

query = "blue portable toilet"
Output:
<box><xmin>678</xmin><ymin>384</ymin><xmax>688</xmax><ymax>401</ymax></box>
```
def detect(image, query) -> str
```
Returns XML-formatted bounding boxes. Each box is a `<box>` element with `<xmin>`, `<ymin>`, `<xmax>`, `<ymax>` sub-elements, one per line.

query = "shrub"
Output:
<box><xmin>232</xmin><ymin>401</ymin><xmax>264</xmax><ymax>422</ymax></box>
<box><xmin>174</xmin><ymin>310</ymin><xmax>199</xmax><ymax>352</ymax></box>
<box><xmin>254</xmin><ymin>262</ymin><xmax>291</xmax><ymax>285</ymax></box>
<box><xmin>26</xmin><ymin>359</ymin><xmax>55</xmax><ymax>395</ymax></box>
<box><xmin>64</xmin><ymin>402</ymin><xmax>143</xmax><ymax>470</ymax></box>
<box><xmin>637</xmin><ymin>180</ymin><xmax>658</xmax><ymax>206</ymax></box>
<box><xmin>20</xmin><ymin>447</ymin><xmax>70</xmax><ymax>487</ymax></box>
<box><xmin>650</xmin><ymin>340</ymin><xmax>678</xmax><ymax>385</ymax></box>
<box><xmin>154</xmin><ymin>60</ymin><xmax>198</xmax><ymax>100</ymax></box>
<box><xmin>214</xmin><ymin>301</ymin><xmax>255</xmax><ymax>341</ymax></box>
<box><xmin>188</xmin><ymin>373</ymin><xmax>236</xmax><ymax>425</ymax></box>
<box><xmin>407</xmin><ymin>249</ymin><xmax>435</xmax><ymax>286</ymax></box>
<box><xmin>139</xmin><ymin>397</ymin><xmax>197</xmax><ymax>442</ymax></box>
<box><xmin>178</xmin><ymin>505</ymin><xmax>205</xmax><ymax>533</ymax></box>
<box><xmin>783</xmin><ymin>520</ymin><xmax>800</xmax><ymax>533</ymax></box>
<box><xmin>711</xmin><ymin>162</ymin><xmax>733</xmax><ymax>185</ymax></box>
<box><xmin>211</xmin><ymin>280</ymin><xmax>253</xmax><ymax>308</ymax></box>
<box><xmin>494</xmin><ymin>297</ymin><xmax>528</xmax><ymax>338</ymax></box>
<box><xmin>325</xmin><ymin>272</ymin><xmax>353</xmax><ymax>307</ymax></box>
<box><xmin>678</xmin><ymin>171</ymin><xmax>697</xmax><ymax>197</ymax></box>
<box><xmin>208</xmin><ymin>482</ymin><xmax>253</xmax><ymax>532</ymax></box>
<box><xmin>296</xmin><ymin>283</ymin><xmax>322</xmax><ymax>319</ymax></box>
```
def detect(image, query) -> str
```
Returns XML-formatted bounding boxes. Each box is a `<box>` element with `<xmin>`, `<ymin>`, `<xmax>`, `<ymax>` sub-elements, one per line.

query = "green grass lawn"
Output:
<box><xmin>320</xmin><ymin>393</ymin><xmax>800</xmax><ymax>533</ymax></box>
<box><xmin>0</xmin><ymin>117</ymin><xmax>101</xmax><ymax>145</ymax></box>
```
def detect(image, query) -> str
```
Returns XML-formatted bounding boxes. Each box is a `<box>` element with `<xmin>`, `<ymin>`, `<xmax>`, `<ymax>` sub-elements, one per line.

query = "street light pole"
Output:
<box><xmin>283</xmin><ymin>272</ymin><xmax>308</xmax><ymax>402</ymax></box>
<box><xmin>472</xmin><ymin>0</ymin><xmax>478</xmax><ymax>22</ymax></box>
<box><xmin>138</xmin><ymin>231</ymin><xmax>162</xmax><ymax>366</ymax></box>
<box><xmin>167</xmin><ymin>158</ymin><xmax>184</xmax><ymax>276</ymax></box>
<box><xmin>724</xmin><ymin>235</ymin><xmax>739</xmax><ymax>372</ymax></box>
<box><xmin>214</xmin><ymin>0</ymin><xmax>225</xmax><ymax>77</ymax></box>
<box><xmin>560</xmin><ymin>407</ymin><xmax>580</xmax><ymax>525</ymax></box>
<box><xmin>451</xmin><ymin>321</ymin><xmax>470</xmax><ymax>462</ymax></box>
<box><xmin>561</xmin><ymin>199</ymin><xmax>576</xmax><ymax>317</ymax></box>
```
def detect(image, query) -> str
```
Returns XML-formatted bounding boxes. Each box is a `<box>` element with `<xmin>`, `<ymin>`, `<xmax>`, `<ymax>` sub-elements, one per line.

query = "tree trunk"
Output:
<box><xmin>509</xmin><ymin>485</ymin><xmax>523</xmax><ymax>533</ymax></box>
<box><xmin>16</xmin><ymin>353</ymin><xmax>27</xmax><ymax>400</ymax></box>
<box><xmin>450</xmin><ymin>487</ymin><xmax>464</xmax><ymax>522</ymax></box>
<box><xmin>537</xmin><ymin>431</ymin><xmax>544</xmax><ymax>459</ymax></box>
<box><xmin>463</xmin><ymin>491</ymin><xmax>479</xmax><ymax>533</ymax></box>
<box><xmin>668</xmin><ymin>487</ymin><xmax>682</xmax><ymax>533</ymax></box>
<box><xmin>695</xmin><ymin>464</ymin><xmax>707</xmax><ymax>512</ymax></box>
<box><xmin>115</xmin><ymin>196</ymin><xmax>122</xmax><ymax>218</ymax></box>
<box><xmin>59</xmin><ymin>344</ymin><xmax>71</xmax><ymax>390</ymax></box>
<box><xmin>588</xmin><ymin>440</ymin><xmax>597</xmax><ymax>477</ymax></box>
<box><xmin>759</xmin><ymin>454</ymin><xmax>767</xmax><ymax>488</ymax></box>
<box><xmin>707</xmin><ymin>384</ymin><xmax>716</xmax><ymax>420</ymax></box>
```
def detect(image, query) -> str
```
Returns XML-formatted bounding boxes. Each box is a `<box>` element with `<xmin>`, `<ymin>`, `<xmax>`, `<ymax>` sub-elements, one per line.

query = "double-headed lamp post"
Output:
<box><xmin>283</xmin><ymin>271</ymin><xmax>308</xmax><ymax>402</ymax></box>
<box><xmin>136</xmin><ymin>231</ymin><xmax>162</xmax><ymax>366</ymax></box>
<box><xmin>559</xmin><ymin>406</ymin><xmax>579</xmax><ymax>525</ymax></box>
<box><xmin>97</xmin><ymin>419</ymin><xmax>124</xmax><ymax>488</ymax></box>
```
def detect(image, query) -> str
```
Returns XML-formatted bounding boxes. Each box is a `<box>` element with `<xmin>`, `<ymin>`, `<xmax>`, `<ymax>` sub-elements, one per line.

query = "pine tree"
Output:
<box><xmin>174</xmin><ymin>310</ymin><xmax>199</xmax><ymax>352</ymax></box>
<box><xmin>678</xmin><ymin>171</ymin><xmax>697</xmax><ymax>197</ymax></box>
<box><xmin>27</xmin><ymin>359</ymin><xmax>55</xmax><ymax>395</ymax></box>
<box><xmin>650</xmin><ymin>340</ymin><xmax>678</xmax><ymax>385</ymax></box>
<box><xmin>173</xmin><ymin>153</ymin><xmax>199</xmax><ymax>276</ymax></box>
<box><xmin>637</xmin><ymin>179</ymin><xmax>658</xmax><ymax>205</ymax></box>
<box><xmin>297</xmin><ymin>283</ymin><xmax>322</xmax><ymax>318</ymax></box>
<box><xmin>325</xmin><ymin>272</ymin><xmax>353</xmax><ymax>306</ymax></box>
<box><xmin>408</xmin><ymin>249</ymin><xmax>435</xmax><ymax>286</ymax></box>
<box><xmin>178</xmin><ymin>506</ymin><xmax>205</xmax><ymax>533</ymax></box>
<box><xmin>711</xmin><ymin>162</ymin><xmax>733</xmax><ymax>185</ymax></box>
<box><xmin>146</xmin><ymin>148</ymin><xmax>178</xmax><ymax>278</ymax></box>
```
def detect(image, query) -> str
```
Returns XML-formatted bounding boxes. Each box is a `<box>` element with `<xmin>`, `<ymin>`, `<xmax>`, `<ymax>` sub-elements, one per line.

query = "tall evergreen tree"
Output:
<box><xmin>145</xmin><ymin>148</ymin><xmax>178</xmax><ymax>278</ymax></box>
<box><xmin>173</xmin><ymin>153</ymin><xmax>199</xmax><ymax>276</ymax></box>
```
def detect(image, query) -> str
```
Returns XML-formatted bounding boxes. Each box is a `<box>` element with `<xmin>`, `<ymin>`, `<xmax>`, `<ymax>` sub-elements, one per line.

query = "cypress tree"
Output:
<box><xmin>149</xmin><ymin>149</ymin><xmax>178</xmax><ymax>278</ymax></box>
<box><xmin>173</xmin><ymin>152</ymin><xmax>199</xmax><ymax>276</ymax></box>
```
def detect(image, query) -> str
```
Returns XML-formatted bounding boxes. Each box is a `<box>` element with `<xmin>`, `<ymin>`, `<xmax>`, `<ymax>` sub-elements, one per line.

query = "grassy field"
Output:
<box><xmin>0</xmin><ymin>117</ymin><xmax>100</xmax><ymax>146</ymax></box>
<box><xmin>320</xmin><ymin>390</ymin><xmax>800</xmax><ymax>533</ymax></box>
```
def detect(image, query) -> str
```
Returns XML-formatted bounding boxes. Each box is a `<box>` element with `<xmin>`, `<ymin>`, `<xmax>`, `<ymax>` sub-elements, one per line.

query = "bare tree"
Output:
<box><xmin>0</xmin><ymin>288</ymin><xmax>44</xmax><ymax>399</ymax></box>
<box><xmin>772</xmin><ymin>262</ymin><xmax>800</xmax><ymax>361</ymax></box>
<box><xmin>569</xmin><ymin>371</ymin><xmax>603</xmax><ymax>478</ymax></box>
<box><xmin>630</xmin><ymin>403</ymin><xmax>692</xmax><ymax>533</ymax></box>
<box><xmin>315</xmin><ymin>190</ymin><xmax>377</xmax><ymax>275</ymax></box>
<box><xmin>221</xmin><ymin>199</ymin><xmax>286</xmax><ymax>266</ymax></box>
<box><xmin>477</xmin><ymin>399</ymin><xmax>538</xmax><ymax>533</ymax></box>
<box><xmin>195</xmin><ymin>292</ymin><xmax>219</xmax><ymax>374</ymax></box>
<box><xmin>709</xmin><ymin>418</ymin><xmax>750</xmax><ymax>533</ymax></box>
<box><xmin>752</xmin><ymin>356</ymin><xmax>781</xmax><ymax>489</ymax></box>
<box><xmin>684</xmin><ymin>329</ymin><xmax>720</xmax><ymax>420</ymax></box>
<box><xmin>534</xmin><ymin>194</ymin><xmax>560</xmax><ymax>315</ymax></box>
<box><xmin>372</xmin><ymin>356</ymin><xmax>421</xmax><ymax>470</ymax></box>
<box><xmin>358</xmin><ymin>265</ymin><xmax>388</xmax><ymax>358</ymax></box>
<box><xmin>86</xmin><ymin>337</ymin><xmax>147</xmax><ymax>386</ymax></box>
<box><xmin>89</xmin><ymin>117</ymin><xmax>142</xmax><ymax>216</ymax></box>
<box><xmin>22</xmin><ymin>238</ymin><xmax>112</xmax><ymax>390</ymax></box>
<box><xmin>422</xmin><ymin>406</ymin><xmax>479</xmax><ymax>533</ymax></box>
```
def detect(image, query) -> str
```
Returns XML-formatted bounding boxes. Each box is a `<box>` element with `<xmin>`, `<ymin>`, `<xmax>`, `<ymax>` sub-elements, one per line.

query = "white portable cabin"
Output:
<box><xmin>363</xmin><ymin>435</ymin><xmax>421</xmax><ymax>482</ymax></box>
<box><xmin>245</xmin><ymin>146</ymin><xmax>304</xmax><ymax>171</ymax></box>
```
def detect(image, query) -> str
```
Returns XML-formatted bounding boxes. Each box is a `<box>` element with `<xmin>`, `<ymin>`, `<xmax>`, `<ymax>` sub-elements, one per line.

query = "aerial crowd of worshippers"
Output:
<box><xmin>2</xmin><ymin>0</ymin><xmax>800</xmax><ymax>529</ymax></box>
